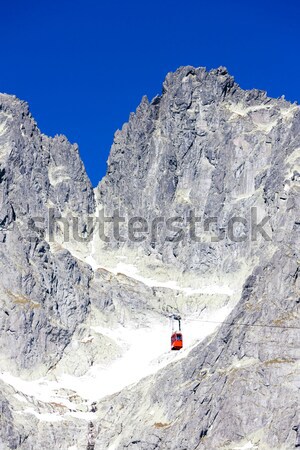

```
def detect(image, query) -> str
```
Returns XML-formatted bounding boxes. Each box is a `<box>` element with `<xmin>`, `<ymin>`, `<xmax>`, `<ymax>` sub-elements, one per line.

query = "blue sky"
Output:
<box><xmin>1</xmin><ymin>0</ymin><xmax>299</xmax><ymax>186</ymax></box>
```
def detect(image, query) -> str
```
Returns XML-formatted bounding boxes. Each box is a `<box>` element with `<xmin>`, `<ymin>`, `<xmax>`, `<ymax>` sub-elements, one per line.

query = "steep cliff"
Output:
<box><xmin>0</xmin><ymin>93</ymin><xmax>95</xmax><ymax>374</ymax></box>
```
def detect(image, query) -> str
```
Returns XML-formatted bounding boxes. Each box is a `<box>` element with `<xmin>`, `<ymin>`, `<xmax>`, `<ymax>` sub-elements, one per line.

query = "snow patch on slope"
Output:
<box><xmin>65</xmin><ymin>305</ymin><xmax>231</xmax><ymax>401</ymax></box>
<box><xmin>0</xmin><ymin>305</ymin><xmax>232</xmax><ymax>416</ymax></box>
<box><xmin>233</xmin><ymin>442</ymin><xmax>258</xmax><ymax>450</ymax></box>
<box><xmin>85</xmin><ymin>254</ymin><xmax>234</xmax><ymax>296</ymax></box>
<box><xmin>109</xmin><ymin>262</ymin><xmax>233</xmax><ymax>296</ymax></box>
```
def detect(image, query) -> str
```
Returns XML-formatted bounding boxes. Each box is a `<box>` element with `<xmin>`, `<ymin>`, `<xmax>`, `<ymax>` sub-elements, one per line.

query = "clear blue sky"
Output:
<box><xmin>1</xmin><ymin>0</ymin><xmax>299</xmax><ymax>186</ymax></box>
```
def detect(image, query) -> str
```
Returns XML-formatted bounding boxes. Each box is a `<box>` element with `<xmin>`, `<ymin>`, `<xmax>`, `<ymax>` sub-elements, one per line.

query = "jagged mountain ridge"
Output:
<box><xmin>0</xmin><ymin>66</ymin><xmax>299</xmax><ymax>449</ymax></box>
<box><xmin>97</xmin><ymin>66</ymin><xmax>298</xmax><ymax>274</ymax></box>
<box><xmin>0</xmin><ymin>94</ymin><xmax>95</xmax><ymax>373</ymax></box>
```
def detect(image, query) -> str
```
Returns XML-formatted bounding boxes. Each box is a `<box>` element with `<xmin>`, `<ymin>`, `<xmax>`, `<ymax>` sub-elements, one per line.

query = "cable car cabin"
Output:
<box><xmin>171</xmin><ymin>332</ymin><xmax>183</xmax><ymax>350</ymax></box>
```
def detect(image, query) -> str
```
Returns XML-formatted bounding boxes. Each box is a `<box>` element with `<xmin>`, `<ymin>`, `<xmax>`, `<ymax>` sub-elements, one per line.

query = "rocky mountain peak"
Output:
<box><xmin>0</xmin><ymin>67</ymin><xmax>299</xmax><ymax>449</ymax></box>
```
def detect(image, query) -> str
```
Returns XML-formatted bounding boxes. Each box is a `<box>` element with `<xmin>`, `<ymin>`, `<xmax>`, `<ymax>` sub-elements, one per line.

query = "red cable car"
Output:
<box><xmin>171</xmin><ymin>331</ymin><xmax>183</xmax><ymax>350</ymax></box>
<box><xmin>171</xmin><ymin>314</ymin><xmax>183</xmax><ymax>350</ymax></box>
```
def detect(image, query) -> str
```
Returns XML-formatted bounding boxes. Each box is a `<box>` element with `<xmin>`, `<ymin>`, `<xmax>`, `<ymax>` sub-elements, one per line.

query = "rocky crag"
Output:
<box><xmin>0</xmin><ymin>66</ymin><xmax>299</xmax><ymax>449</ymax></box>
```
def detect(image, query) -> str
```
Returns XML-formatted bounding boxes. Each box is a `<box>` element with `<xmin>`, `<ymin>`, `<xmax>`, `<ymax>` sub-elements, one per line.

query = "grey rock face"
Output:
<box><xmin>92</xmin><ymin>248</ymin><xmax>300</xmax><ymax>450</ymax></box>
<box><xmin>0</xmin><ymin>94</ymin><xmax>95</xmax><ymax>374</ymax></box>
<box><xmin>98</xmin><ymin>66</ymin><xmax>299</xmax><ymax>277</ymax></box>
<box><xmin>0</xmin><ymin>66</ymin><xmax>299</xmax><ymax>449</ymax></box>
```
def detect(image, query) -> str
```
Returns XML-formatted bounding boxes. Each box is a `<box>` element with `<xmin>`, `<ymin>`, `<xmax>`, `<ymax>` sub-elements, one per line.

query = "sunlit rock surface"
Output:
<box><xmin>0</xmin><ymin>67</ymin><xmax>299</xmax><ymax>449</ymax></box>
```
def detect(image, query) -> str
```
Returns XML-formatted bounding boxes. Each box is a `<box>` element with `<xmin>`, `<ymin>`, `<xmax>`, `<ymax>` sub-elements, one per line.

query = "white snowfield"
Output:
<box><xmin>84</xmin><ymin>239</ymin><xmax>238</xmax><ymax>298</ymax></box>
<box><xmin>0</xmin><ymin>296</ymin><xmax>234</xmax><ymax>424</ymax></box>
<box><xmin>0</xmin><ymin>240</ymin><xmax>240</xmax><ymax>423</ymax></box>
<box><xmin>0</xmin><ymin>305</ymin><xmax>232</xmax><ymax>421</ymax></box>
<box><xmin>60</xmin><ymin>304</ymin><xmax>231</xmax><ymax>402</ymax></box>
<box><xmin>233</xmin><ymin>443</ymin><xmax>258</xmax><ymax>450</ymax></box>
<box><xmin>89</xmin><ymin>260</ymin><xmax>234</xmax><ymax>296</ymax></box>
